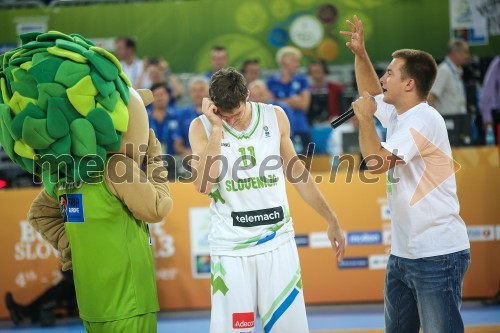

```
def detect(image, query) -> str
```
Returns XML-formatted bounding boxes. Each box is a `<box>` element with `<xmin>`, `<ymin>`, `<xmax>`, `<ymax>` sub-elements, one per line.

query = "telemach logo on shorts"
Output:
<box><xmin>231</xmin><ymin>207</ymin><xmax>284</xmax><ymax>227</ymax></box>
<box><xmin>233</xmin><ymin>312</ymin><xmax>255</xmax><ymax>329</ymax></box>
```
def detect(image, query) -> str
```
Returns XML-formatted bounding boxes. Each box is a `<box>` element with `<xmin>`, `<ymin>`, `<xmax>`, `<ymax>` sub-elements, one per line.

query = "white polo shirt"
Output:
<box><xmin>430</xmin><ymin>57</ymin><xmax>467</xmax><ymax>115</ymax></box>
<box><xmin>374</xmin><ymin>94</ymin><xmax>469</xmax><ymax>259</ymax></box>
<box><xmin>120</xmin><ymin>58</ymin><xmax>145</xmax><ymax>88</ymax></box>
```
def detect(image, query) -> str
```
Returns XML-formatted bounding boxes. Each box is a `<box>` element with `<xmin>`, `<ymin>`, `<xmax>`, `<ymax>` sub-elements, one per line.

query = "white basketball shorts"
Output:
<box><xmin>210</xmin><ymin>237</ymin><xmax>309</xmax><ymax>333</ymax></box>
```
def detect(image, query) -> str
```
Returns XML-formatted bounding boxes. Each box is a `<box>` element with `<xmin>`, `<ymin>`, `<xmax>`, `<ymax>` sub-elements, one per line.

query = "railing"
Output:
<box><xmin>0</xmin><ymin>0</ymin><xmax>45</xmax><ymax>9</ymax></box>
<box><xmin>0</xmin><ymin>0</ymin><xmax>192</xmax><ymax>9</ymax></box>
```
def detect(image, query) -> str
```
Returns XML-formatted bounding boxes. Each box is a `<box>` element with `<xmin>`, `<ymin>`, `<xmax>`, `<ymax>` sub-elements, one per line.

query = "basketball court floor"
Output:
<box><xmin>0</xmin><ymin>302</ymin><xmax>499</xmax><ymax>332</ymax></box>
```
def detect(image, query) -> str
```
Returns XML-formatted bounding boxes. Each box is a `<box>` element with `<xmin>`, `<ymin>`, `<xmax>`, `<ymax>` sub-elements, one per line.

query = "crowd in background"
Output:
<box><xmin>0</xmin><ymin>36</ymin><xmax>499</xmax><ymax>185</ymax></box>
<box><xmin>111</xmin><ymin>36</ymin><xmax>499</xmax><ymax>180</ymax></box>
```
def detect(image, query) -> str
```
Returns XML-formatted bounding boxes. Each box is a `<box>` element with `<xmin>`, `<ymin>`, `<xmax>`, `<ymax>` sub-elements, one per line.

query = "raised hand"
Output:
<box><xmin>340</xmin><ymin>15</ymin><xmax>366</xmax><ymax>55</ymax></box>
<box><xmin>202</xmin><ymin>97</ymin><xmax>222</xmax><ymax>128</ymax></box>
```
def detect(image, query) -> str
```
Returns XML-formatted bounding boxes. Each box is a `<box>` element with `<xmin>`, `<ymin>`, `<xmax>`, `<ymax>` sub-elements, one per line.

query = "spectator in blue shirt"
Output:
<box><xmin>173</xmin><ymin>76</ymin><xmax>209</xmax><ymax>156</ymax></box>
<box><xmin>147</xmin><ymin>82</ymin><xmax>178</xmax><ymax>155</ymax></box>
<box><xmin>267</xmin><ymin>46</ymin><xmax>311</xmax><ymax>154</ymax></box>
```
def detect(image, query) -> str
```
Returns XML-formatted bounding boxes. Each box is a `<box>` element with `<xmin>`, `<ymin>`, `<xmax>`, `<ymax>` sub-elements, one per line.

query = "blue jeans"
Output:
<box><xmin>384</xmin><ymin>249</ymin><xmax>471</xmax><ymax>333</ymax></box>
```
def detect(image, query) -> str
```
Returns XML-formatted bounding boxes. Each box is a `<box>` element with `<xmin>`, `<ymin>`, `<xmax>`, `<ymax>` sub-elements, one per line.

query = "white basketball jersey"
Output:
<box><xmin>199</xmin><ymin>102</ymin><xmax>294</xmax><ymax>256</ymax></box>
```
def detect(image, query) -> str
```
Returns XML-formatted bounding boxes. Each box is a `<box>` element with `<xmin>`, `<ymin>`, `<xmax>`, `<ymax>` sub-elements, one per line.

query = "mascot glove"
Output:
<box><xmin>146</xmin><ymin>129</ymin><xmax>163</xmax><ymax>165</ymax></box>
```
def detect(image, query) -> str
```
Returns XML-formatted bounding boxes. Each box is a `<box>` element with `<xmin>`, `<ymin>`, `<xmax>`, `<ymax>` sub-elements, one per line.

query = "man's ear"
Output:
<box><xmin>405</xmin><ymin>78</ymin><xmax>416</xmax><ymax>93</ymax></box>
<box><xmin>137</xmin><ymin>89</ymin><xmax>154</xmax><ymax>106</ymax></box>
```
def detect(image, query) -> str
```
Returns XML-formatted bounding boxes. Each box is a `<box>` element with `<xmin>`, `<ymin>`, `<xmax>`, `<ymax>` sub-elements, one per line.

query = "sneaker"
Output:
<box><xmin>5</xmin><ymin>292</ymin><xmax>23</xmax><ymax>325</ymax></box>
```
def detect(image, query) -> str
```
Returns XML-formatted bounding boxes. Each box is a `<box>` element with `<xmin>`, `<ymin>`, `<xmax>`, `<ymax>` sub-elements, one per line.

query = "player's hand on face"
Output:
<box><xmin>352</xmin><ymin>91</ymin><xmax>377</xmax><ymax>122</ymax></box>
<box><xmin>327</xmin><ymin>218</ymin><xmax>346</xmax><ymax>262</ymax></box>
<box><xmin>202</xmin><ymin>97</ymin><xmax>222</xmax><ymax>128</ymax></box>
<box><xmin>340</xmin><ymin>15</ymin><xmax>365</xmax><ymax>55</ymax></box>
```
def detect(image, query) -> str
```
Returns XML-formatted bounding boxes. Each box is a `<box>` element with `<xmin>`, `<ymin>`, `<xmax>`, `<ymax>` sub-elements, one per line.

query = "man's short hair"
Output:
<box><xmin>116</xmin><ymin>36</ymin><xmax>136</xmax><ymax>51</ymax></box>
<box><xmin>275</xmin><ymin>46</ymin><xmax>302</xmax><ymax>66</ymax></box>
<box><xmin>150</xmin><ymin>82</ymin><xmax>171</xmax><ymax>95</ymax></box>
<box><xmin>241</xmin><ymin>59</ymin><xmax>259</xmax><ymax>74</ymax></box>
<box><xmin>212</xmin><ymin>45</ymin><xmax>227</xmax><ymax>53</ymax></box>
<box><xmin>447</xmin><ymin>39</ymin><xmax>468</xmax><ymax>55</ymax></box>
<box><xmin>209</xmin><ymin>68</ymin><xmax>247</xmax><ymax>112</ymax></box>
<box><xmin>391</xmin><ymin>49</ymin><xmax>437</xmax><ymax>100</ymax></box>
<box><xmin>308</xmin><ymin>59</ymin><xmax>329</xmax><ymax>75</ymax></box>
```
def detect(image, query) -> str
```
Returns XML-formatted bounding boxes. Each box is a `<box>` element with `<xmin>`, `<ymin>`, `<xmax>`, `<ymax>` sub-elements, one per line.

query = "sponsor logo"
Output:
<box><xmin>347</xmin><ymin>231</ymin><xmax>382</xmax><ymax>245</ymax></box>
<box><xmin>467</xmin><ymin>225</ymin><xmax>495</xmax><ymax>241</ymax></box>
<box><xmin>233</xmin><ymin>312</ymin><xmax>255</xmax><ymax>329</ymax></box>
<box><xmin>294</xmin><ymin>234</ymin><xmax>309</xmax><ymax>247</ymax></box>
<box><xmin>58</xmin><ymin>193</ymin><xmax>84</xmax><ymax>222</ymax></box>
<box><xmin>369</xmin><ymin>254</ymin><xmax>389</xmax><ymax>270</ymax></box>
<box><xmin>338</xmin><ymin>257</ymin><xmax>369</xmax><ymax>269</ymax></box>
<box><xmin>309</xmin><ymin>232</ymin><xmax>330</xmax><ymax>248</ymax></box>
<box><xmin>232</xmin><ymin>207</ymin><xmax>283</xmax><ymax>227</ymax></box>
<box><xmin>189</xmin><ymin>207</ymin><xmax>212</xmax><ymax>279</ymax></box>
<box><xmin>155</xmin><ymin>268</ymin><xmax>178</xmax><ymax>281</ymax></box>
<box><xmin>195</xmin><ymin>254</ymin><xmax>211</xmax><ymax>275</ymax></box>
<box><xmin>221</xmin><ymin>142</ymin><xmax>230</xmax><ymax>147</ymax></box>
<box><xmin>263</xmin><ymin>125</ymin><xmax>271</xmax><ymax>138</ymax></box>
<box><xmin>66</xmin><ymin>194</ymin><xmax>84</xmax><ymax>222</ymax></box>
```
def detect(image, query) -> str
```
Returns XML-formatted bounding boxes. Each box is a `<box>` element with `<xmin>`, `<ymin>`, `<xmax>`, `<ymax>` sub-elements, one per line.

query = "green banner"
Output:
<box><xmin>0</xmin><ymin>0</ymin><xmax>498</xmax><ymax>73</ymax></box>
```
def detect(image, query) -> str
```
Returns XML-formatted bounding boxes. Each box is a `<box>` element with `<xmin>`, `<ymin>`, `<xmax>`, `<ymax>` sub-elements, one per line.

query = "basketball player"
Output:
<box><xmin>189</xmin><ymin>67</ymin><xmax>345</xmax><ymax>333</ymax></box>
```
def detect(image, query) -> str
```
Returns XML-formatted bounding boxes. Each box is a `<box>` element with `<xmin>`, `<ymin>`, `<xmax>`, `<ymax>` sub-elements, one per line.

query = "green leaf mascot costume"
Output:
<box><xmin>0</xmin><ymin>31</ymin><xmax>173</xmax><ymax>333</ymax></box>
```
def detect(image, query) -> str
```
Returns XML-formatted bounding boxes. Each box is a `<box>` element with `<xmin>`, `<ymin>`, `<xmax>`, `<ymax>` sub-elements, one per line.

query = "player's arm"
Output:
<box><xmin>28</xmin><ymin>189</ymin><xmax>72</xmax><ymax>270</ymax></box>
<box><xmin>188</xmin><ymin>98</ymin><xmax>223</xmax><ymax>194</ymax></box>
<box><xmin>276</xmin><ymin>106</ymin><xmax>345</xmax><ymax>261</ymax></box>
<box><xmin>340</xmin><ymin>15</ymin><xmax>382</xmax><ymax>97</ymax></box>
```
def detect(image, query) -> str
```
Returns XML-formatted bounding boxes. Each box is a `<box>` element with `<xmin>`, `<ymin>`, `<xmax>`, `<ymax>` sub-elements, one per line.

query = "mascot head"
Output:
<box><xmin>0</xmin><ymin>31</ymin><xmax>150</xmax><ymax>195</ymax></box>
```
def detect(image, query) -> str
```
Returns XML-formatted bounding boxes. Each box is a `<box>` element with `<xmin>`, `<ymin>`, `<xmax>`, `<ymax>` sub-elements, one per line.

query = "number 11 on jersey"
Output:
<box><xmin>238</xmin><ymin>146</ymin><xmax>256</xmax><ymax>167</ymax></box>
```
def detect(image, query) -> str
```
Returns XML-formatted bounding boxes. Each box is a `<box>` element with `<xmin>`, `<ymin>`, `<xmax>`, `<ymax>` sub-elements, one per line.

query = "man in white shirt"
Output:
<box><xmin>428</xmin><ymin>39</ymin><xmax>470</xmax><ymax>115</ymax></box>
<box><xmin>114</xmin><ymin>36</ymin><xmax>146</xmax><ymax>89</ymax></box>
<box><xmin>341</xmin><ymin>16</ymin><xmax>470</xmax><ymax>333</ymax></box>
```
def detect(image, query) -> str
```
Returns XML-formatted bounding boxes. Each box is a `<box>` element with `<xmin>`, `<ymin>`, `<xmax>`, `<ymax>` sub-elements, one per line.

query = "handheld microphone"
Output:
<box><xmin>330</xmin><ymin>106</ymin><xmax>354</xmax><ymax>129</ymax></box>
<box><xmin>330</xmin><ymin>95</ymin><xmax>376</xmax><ymax>129</ymax></box>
